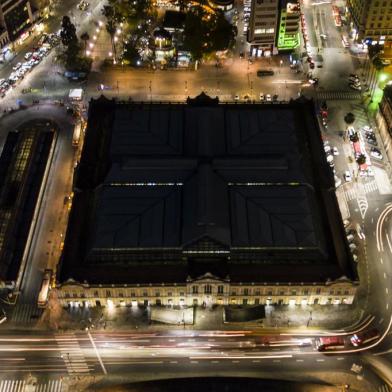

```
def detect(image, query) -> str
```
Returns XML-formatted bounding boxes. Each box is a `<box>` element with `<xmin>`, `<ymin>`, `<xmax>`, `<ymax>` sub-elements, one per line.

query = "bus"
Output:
<box><xmin>72</xmin><ymin>121</ymin><xmax>82</xmax><ymax>147</ymax></box>
<box><xmin>257</xmin><ymin>69</ymin><xmax>275</xmax><ymax>77</ymax></box>
<box><xmin>37</xmin><ymin>269</ymin><xmax>53</xmax><ymax>308</ymax></box>
<box><xmin>315</xmin><ymin>336</ymin><xmax>345</xmax><ymax>351</ymax></box>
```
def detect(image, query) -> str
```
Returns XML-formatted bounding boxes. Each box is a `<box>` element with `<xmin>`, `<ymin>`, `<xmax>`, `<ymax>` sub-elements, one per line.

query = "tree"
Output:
<box><xmin>210</xmin><ymin>10</ymin><xmax>236</xmax><ymax>51</ymax></box>
<box><xmin>80</xmin><ymin>32</ymin><xmax>90</xmax><ymax>51</ymax></box>
<box><xmin>123</xmin><ymin>40</ymin><xmax>141</xmax><ymax>65</ymax></box>
<box><xmin>60</xmin><ymin>16</ymin><xmax>78</xmax><ymax>48</ymax></box>
<box><xmin>183</xmin><ymin>6</ymin><xmax>206</xmax><ymax>60</ymax></box>
<box><xmin>344</xmin><ymin>112</ymin><xmax>355</xmax><ymax>126</ymax></box>
<box><xmin>356</xmin><ymin>154</ymin><xmax>366</xmax><ymax>165</ymax></box>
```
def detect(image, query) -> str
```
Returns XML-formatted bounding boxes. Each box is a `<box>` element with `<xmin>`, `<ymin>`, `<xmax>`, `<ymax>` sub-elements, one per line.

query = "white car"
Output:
<box><xmin>370</xmin><ymin>148</ymin><xmax>383</xmax><ymax>160</ymax></box>
<box><xmin>362</xmin><ymin>125</ymin><xmax>372</xmax><ymax>132</ymax></box>
<box><xmin>367</xmin><ymin>167</ymin><xmax>375</xmax><ymax>177</ymax></box>
<box><xmin>324</xmin><ymin>145</ymin><xmax>331</xmax><ymax>153</ymax></box>
<box><xmin>24</xmin><ymin>52</ymin><xmax>32</xmax><ymax>60</ymax></box>
<box><xmin>266</xmin><ymin>94</ymin><xmax>272</xmax><ymax>101</ymax></box>
<box><xmin>347</xmin><ymin>126</ymin><xmax>356</xmax><ymax>137</ymax></box>
<box><xmin>332</xmin><ymin>147</ymin><xmax>339</xmax><ymax>155</ymax></box>
<box><xmin>349</xmin><ymin>83</ymin><xmax>361</xmax><ymax>91</ymax></box>
<box><xmin>12</xmin><ymin>62</ymin><xmax>22</xmax><ymax>71</ymax></box>
<box><xmin>234</xmin><ymin>94</ymin><xmax>239</xmax><ymax>101</ymax></box>
<box><xmin>344</xmin><ymin>170</ymin><xmax>352</xmax><ymax>182</ymax></box>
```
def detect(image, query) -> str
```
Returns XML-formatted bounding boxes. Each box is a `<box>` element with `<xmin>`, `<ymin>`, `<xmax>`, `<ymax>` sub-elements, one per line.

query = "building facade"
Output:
<box><xmin>376</xmin><ymin>85</ymin><xmax>392</xmax><ymax>165</ymax></box>
<box><xmin>277</xmin><ymin>0</ymin><xmax>300</xmax><ymax>52</ymax></box>
<box><xmin>0</xmin><ymin>0</ymin><xmax>48</xmax><ymax>48</ymax></box>
<box><xmin>57</xmin><ymin>273</ymin><xmax>356</xmax><ymax>308</ymax></box>
<box><xmin>248</xmin><ymin>0</ymin><xmax>279</xmax><ymax>56</ymax></box>
<box><xmin>347</xmin><ymin>0</ymin><xmax>392</xmax><ymax>47</ymax></box>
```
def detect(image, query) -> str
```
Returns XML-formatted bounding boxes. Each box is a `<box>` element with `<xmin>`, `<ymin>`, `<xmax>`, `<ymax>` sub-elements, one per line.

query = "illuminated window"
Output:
<box><xmin>192</xmin><ymin>286</ymin><xmax>198</xmax><ymax>294</ymax></box>
<box><xmin>204</xmin><ymin>285</ymin><xmax>212</xmax><ymax>294</ymax></box>
<box><xmin>254</xmin><ymin>28</ymin><xmax>266</xmax><ymax>34</ymax></box>
<box><xmin>218</xmin><ymin>285</ymin><xmax>224</xmax><ymax>294</ymax></box>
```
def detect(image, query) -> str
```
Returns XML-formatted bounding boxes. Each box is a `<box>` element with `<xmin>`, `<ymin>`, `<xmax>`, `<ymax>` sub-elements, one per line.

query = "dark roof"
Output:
<box><xmin>58</xmin><ymin>95</ymin><xmax>356</xmax><ymax>285</ymax></box>
<box><xmin>162</xmin><ymin>11</ymin><xmax>186</xmax><ymax>30</ymax></box>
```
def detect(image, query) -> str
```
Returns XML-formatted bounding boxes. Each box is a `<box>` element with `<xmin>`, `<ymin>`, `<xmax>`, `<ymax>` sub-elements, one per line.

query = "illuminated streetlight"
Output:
<box><xmin>108</xmin><ymin>51</ymin><xmax>113</xmax><ymax>57</ymax></box>
<box><xmin>89</xmin><ymin>42</ymin><xmax>94</xmax><ymax>48</ymax></box>
<box><xmin>98</xmin><ymin>20</ymin><xmax>103</xmax><ymax>27</ymax></box>
<box><xmin>86</xmin><ymin>50</ymin><xmax>91</xmax><ymax>56</ymax></box>
<box><xmin>93</xmin><ymin>35</ymin><xmax>97</xmax><ymax>40</ymax></box>
<box><xmin>96</xmin><ymin>28</ymin><xmax>100</xmax><ymax>33</ymax></box>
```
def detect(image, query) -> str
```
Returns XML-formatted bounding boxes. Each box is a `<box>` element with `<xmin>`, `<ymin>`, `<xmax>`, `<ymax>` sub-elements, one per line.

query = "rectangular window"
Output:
<box><xmin>255</xmin><ymin>298</ymin><xmax>260</xmax><ymax>305</ymax></box>
<box><xmin>155</xmin><ymin>292</ymin><xmax>160</xmax><ymax>297</ymax></box>
<box><xmin>218</xmin><ymin>285</ymin><xmax>224</xmax><ymax>294</ymax></box>
<box><xmin>131</xmin><ymin>292</ymin><xmax>136</xmax><ymax>297</ymax></box>
<box><xmin>168</xmin><ymin>292</ymin><xmax>172</xmax><ymax>297</ymax></box>
<box><xmin>106</xmin><ymin>290</ymin><xmax>111</xmax><ymax>297</ymax></box>
<box><xmin>267</xmin><ymin>290</ymin><xmax>272</xmax><ymax>296</ymax></box>
<box><xmin>244</xmin><ymin>288</ymin><xmax>249</xmax><ymax>296</ymax></box>
<box><xmin>243</xmin><ymin>299</ymin><xmax>248</xmax><ymax>305</ymax></box>
<box><xmin>192</xmin><ymin>286</ymin><xmax>198</xmax><ymax>294</ymax></box>
<box><xmin>94</xmin><ymin>291</ymin><xmax>99</xmax><ymax>297</ymax></box>
<box><xmin>119</xmin><ymin>292</ymin><xmax>124</xmax><ymax>298</ymax></box>
<box><xmin>316</xmin><ymin>288</ymin><xmax>321</xmax><ymax>294</ymax></box>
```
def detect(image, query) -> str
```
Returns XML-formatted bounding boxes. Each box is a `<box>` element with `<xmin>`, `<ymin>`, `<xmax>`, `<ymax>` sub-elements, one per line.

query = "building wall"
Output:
<box><xmin>376</xmin><ymin>88</ymin><xmax>392</xmax><ymax>165</ymax></box>
<box><xmin>347</xmin><ymin>0</ymin><xmax>392</xmax><ymax>46</ymax></box>
<box><xmin>56</xmin><ymin>278</ymin><xmax>357</xmax><ymax>308</ymax></box>
<box><xmin>248</xmin><ymin>0</ymin><xmax>279</xmax><ymax>51</ymax></box>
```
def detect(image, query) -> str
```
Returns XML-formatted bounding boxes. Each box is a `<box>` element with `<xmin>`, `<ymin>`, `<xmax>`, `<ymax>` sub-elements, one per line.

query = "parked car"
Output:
<box><xmin>344</xmin><ymin>170</ymin><xmax>352</xmax><ymax>182</ymax></box>
<box><xmin>370</xmin><ymin>147</ymin><xmax>383</xmax><ymax>160</ymax></box>
<box><xmin>350</xmin><ymin>329</ymin><xmax>380</xmax><ymax>347</ymax></box>
<box><xmin>349</xmin><ymin>83</ymin><xmax>361</xmax><ymax>91</ymax></box>
<box><xmin>332</xmin><ymin>147</ymin><xmax>339</xmax><ymax>155</ymax></box>
<box><xmin>266</xmin><ymin>94</ymin><xmax>272</xmax><ymax>101</ymax></box>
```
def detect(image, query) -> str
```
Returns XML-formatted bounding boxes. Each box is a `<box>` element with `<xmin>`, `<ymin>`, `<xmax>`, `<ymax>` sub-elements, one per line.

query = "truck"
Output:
<box><xmin>315</xmin><ymin>336</ymin><xmax>345</xmax><ymax>351</ymax></box>
<box><xmin>37</xmin><ymin>269</ymin><xmax>53</xmax><ymax>308</ymax></box>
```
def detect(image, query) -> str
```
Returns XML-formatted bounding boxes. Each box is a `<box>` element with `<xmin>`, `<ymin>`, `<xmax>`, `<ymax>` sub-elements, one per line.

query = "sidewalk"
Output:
<box><xmin>17</xmin><ymin>294</ymin><xmax>364</xmax><ymax>333</ymax></box>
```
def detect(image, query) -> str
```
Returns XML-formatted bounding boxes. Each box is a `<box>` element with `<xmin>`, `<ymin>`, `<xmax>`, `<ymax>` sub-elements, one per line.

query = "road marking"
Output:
<box><xmin>252</xmin><ymin>360</ymin><xmax>260</xmax><ymax>363</ymax></box>
<box><xmin>337</xmin><ymin>357</ymin><xmax>345</xmax><ymax>360</ymax></box>
<box><xmin>387</xmin><ymin>233</ymin><xmax>392</xmax><ymax>253</ymax></box>
<box><xmin>272</xmin><ymin>359</ymin><xmax>281</xmax><ymax>362</ymax></box>
<box><xmin>190</xmin><ymin>361</ymin><xmax>199</xmax><ymax>364</ymax></box>
<box><xmin>296</xmin><ymin>359</ymin><xmax>304</xmax><ymax>362</ymax></box>
<box><xmin>379</xmin><ymin>318</ymin><xmax>384</xmax><ymax>324</ymax></box>
<box><xmin>88</xmin><ymin>331</ymin><xmax>107</xmax><ymax>375</ymax></box>
<box><xmin>170</xmin><ymin>361</ymin><xmax>178</xmax><ymax>364</ymax></box>
<box><xmin>381</xmin><ymin>258</ymin><xmax>384</xmax><ymax>264</ymax></box>
<box><xmin>386</xmin><ymin>288</ymin><xmax>389</xmax><ymax>294</ymax></box>
<box><xmin>384</xmin><ymin>273</ymin><xmax>387</xmax><ymax>279</ymax></box>
<box><xmin>387</xmin><ymin>304</ymin><xmax>389</xmax><ymax>310</ymax></box>
<box><xmin>232</xmin><ymin>360</ymin><xmax>240</xmax><ymax>363</ymax></box>
<box><xmin>317</xmin><ymin>359</ymin><xmax>325</xmax><ymax>362</ymax></box>
<box><xmin>211</xmin><ymin>360</ymin><xmax>220</xmax><ymax>363</ymax></box>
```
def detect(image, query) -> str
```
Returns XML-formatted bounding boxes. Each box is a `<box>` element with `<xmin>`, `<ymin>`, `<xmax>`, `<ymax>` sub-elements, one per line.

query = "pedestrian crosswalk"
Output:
<box><xmin>377</xmin><ymin>384</ymin><xmax>392</xmax><ymax>392</ymax></box>
<box><xmin>55</xmin><ymin>333</ymin><xmax>90</xmax><ymax>374</ymax></box>
<box><xmin>10</xmin><ymin>303</ymin><xmax>43</xmax><ymax>324</ymax></box>
<box><xmin>363</xmin><ymin>180</ymin><xmax>378</xmax><ymax>194</ymax></box>
<box><xmin>316</xmin><ymin>90</ymin><xmax>362</xmax><ymax>101</ymax></box>
<box><xmin>0</xmin><ymin>379</ymin><xmax>63</xmax><ymax>392</ymax></box>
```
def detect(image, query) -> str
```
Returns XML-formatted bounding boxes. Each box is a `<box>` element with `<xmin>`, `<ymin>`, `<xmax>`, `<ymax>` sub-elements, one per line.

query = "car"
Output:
<box><xmin>349</xmin><ymin>83</ymin><xmax>361</xmax><ymax>91</ymax></box>
<box><xmin>12</xmin><ymin>62</ymin><xmax>22</xmax><ymax>71</ymax></box>
<box><xmin>367</xmin><ymin>167</ymin><xmax>375</xmax><ymax>177</ymax></box>
<box><xmin>234</xmin><ymin>94</ymin><xmax>239</xmax><ymax>101</ymax></box>
<box><xmin>324</xmin><ymin>145</ymin><xmax>331</xmax><ymax>153</ymax></box>
<box><xmin>24</xmin><ymin>52</ymin><xmax>32</xmax><ymax>60</ymax></box>
<box><xmin>349</xmin><ymin>243</ymin><xmax>357</xmax><ymax>251</ymax></box>
<box><xmin>259</xmin><ymin>92</ymin><xmax>265</xmax><ymax>101</ymax></box>
<box><xmin>347</xmin><ymin>234</ymin><xmax>355</xmax><ymax>242</ymax></box>
<box><xmin>239</xmin><ymin>52</ymin><xmax>244</xmax><ymax>59</ymax></box>
<box><xmin>349</xmin><ymin>73</ymin><xmax>358</xmax><ymax>79</ymax></box>
<box><xmin>320</xmin><ymin>33</ymin><xmax>327</xmax><ymax>39</ymax></box>
<box><xmin>352</xmin><ymin>253</ymin><xmax>358</xmax><ymax>262</ymax></box>
<box><xmin>266</xmin><ymin>94</ymin><xmax>272</xmax><ymax>101</ymax></box>
<box><xmin>366</xmin><ymin>133</ymin><xmax>376</xmax><ymax>140</ymax></box>
<box><xmin>350</xmin><ymin>329</ymin><xmax>380</xmax><ymax>347</ymax></box>
<box><xmin>309</xmin><ymin>77</ymin><xmax>319</xmax><ymax>84</ymax></box>
<box><xmin>370</xmin><ymin>147</ymin><xmax>383</xmax><ymax>160</ymax></box>
<box><xmin>273</xmin><ymin>94</ymin><xmax>278</xmax><ymax>102</ymax></box>
<box><xmin>347</xmin><ymin>126</ymin><xmax>356</xmax><ymax>137</ymax></box>
<box><xmin>348</xmin><ymin>76</ymin><xmax>360</xmax><ymax>83</ymax></box>
<box><xmin>332</xmin><ymin>147</ymin><xmax>339</xmax><ymax>156</ymax></box>
<box><xmin>367</xmin><ymin>138</ymin><xmax>378</xmax><ymax>146</ymax></box>
<box><xmin>344</xmin><ymin>170</ymin><xmax>352</xmax><ymax>182</ymax></box>
<box><xmin>362</xmin><ymin>125</ymin><xmax>372</xmax><ymax>132</ymax></box>
<box><xmin>309</xmin><ymin>62</ymin><xmax>315</xmax><ymax>69</ymax></box>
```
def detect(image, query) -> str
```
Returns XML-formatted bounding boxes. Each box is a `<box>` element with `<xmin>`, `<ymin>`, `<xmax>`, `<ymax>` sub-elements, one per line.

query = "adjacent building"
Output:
<box><xmin>0</xmin><ymin>0</ymin><xmax>48</xmax><ymax>49</ymax></box>
<box><xmin>56</xmin><ymin>94</ymin><xmax>358</xmax><ymax>309</ymax></box>
<box><xmin>276</xmin><ymin>0</ymin><xmax>300</xmax><ymax>52</ymax></box>
<box><xmin>248</xmin><ymin>0</ymin><xmax>279</xmax><ymax>56</ymax></box>
<box><xmin>347</xmin><ymin>0</ymin><xmax>392</xmax><ymax>47</ymax></box>
<box><xmin>376</xmin><ymin>84</ymin><xmax>392</xmax><ymax>164</ymax></box>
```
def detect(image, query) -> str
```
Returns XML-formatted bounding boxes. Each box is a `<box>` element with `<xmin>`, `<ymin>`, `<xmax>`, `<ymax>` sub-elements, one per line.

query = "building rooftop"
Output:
<box><xmin>58</xmin><ymin>95</ymin><xmax>356</xmax><ymax>286</ymax></box>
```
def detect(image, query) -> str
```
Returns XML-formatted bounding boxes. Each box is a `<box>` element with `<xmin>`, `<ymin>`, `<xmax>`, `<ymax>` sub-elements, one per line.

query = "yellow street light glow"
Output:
<box><xmin>93</xmin><ymin>35</ymin><xmax>97</xmax><ymax>40</ymax></box>
<box><xmin>89</xmin><ymin>42</ymin><xmax>94</xmax><ymax>48</ymax></box>
<box><xmin>86</xmin><ymin>50</ymin><xmax>91</xmax><ymax>55</ymax></box>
